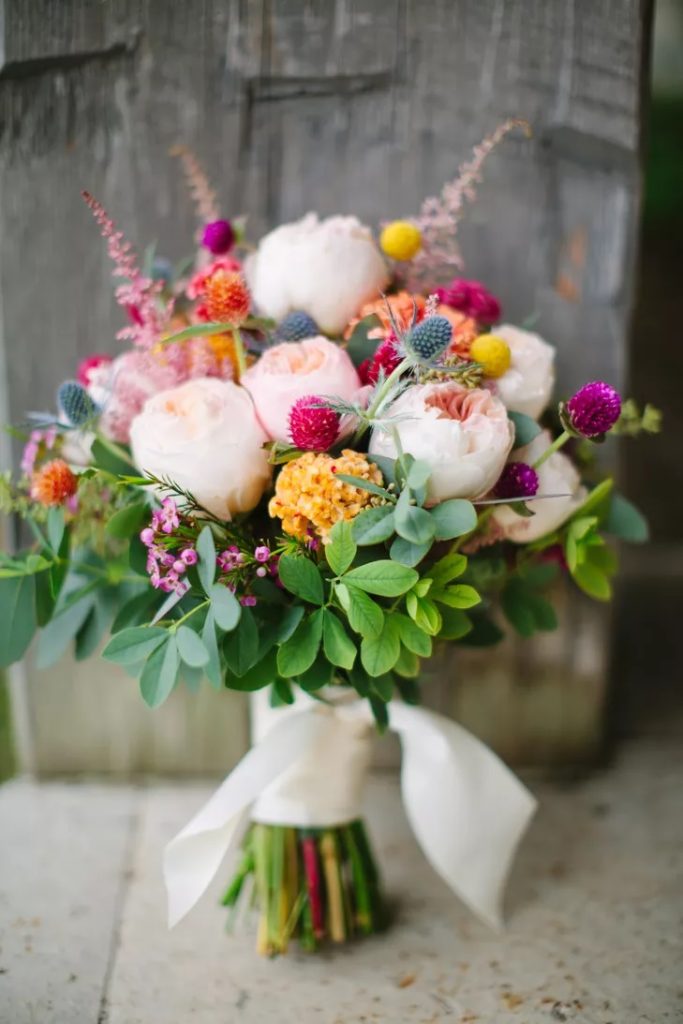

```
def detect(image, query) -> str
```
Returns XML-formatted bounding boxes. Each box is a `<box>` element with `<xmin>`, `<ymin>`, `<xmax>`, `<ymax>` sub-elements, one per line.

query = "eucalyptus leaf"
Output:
<box><xmin>176</xmin><ymin>625</ymin><xmax>210</xmax><ymax>667</ymax></box>
<box><xmin>139</xmin><ymin>635</ymin><xmax>180</xmax><ymax>707</ymax></box>
<box><xmin>102</xmin><ymin>625</ymin><xmax>168</xmax><ymax>665</ymax></box>
<box><xmin>394</xmin><ymin>490</ymin><xmax>436</xmax><ymax>546</ymax></box>
<box><xmin>209</xmin><ymin>583</ymin><xmax>241</xmax><ymax>631</ymax></box>
<box><xmin>47</xmin><ymin>507</ymin><xmax>65</xmax><ymax>553</ymax></box>
<box><xmin>196</xmin><ymin>526</ymin><xmax>217</xmax><ymax>594</ymax></box>
<box><xmin>606</xmin><ymin>493</ymin><xmax>649</xmax><ymax>543</ymax></box>
<box><xmin>429</xmin><ymin>499</ymin><xmax>477</xmax><ymax>540</ymax></box>
<box><xmin>389</xmin><ymin>536</ymin><xmax>432</xmax><ymax>567</ymax></box>
<box><xmin>202</xmin><ymin>611</ymin><xmax>222</xmax><ymax>689</ymax></box>
<box><xmin>508</xmin><ymin>411</ymin><xmax>542</xmax><ymax>448</ymax></box>
<box><xmin>351</xmin><ymin>505</ymin><xmax>396</xmax><ymax>545</ymax></box>
<box><xmin>0</xmin><ymin>575</ymin><xmax>37</xmax><ymax>668</ymax></box>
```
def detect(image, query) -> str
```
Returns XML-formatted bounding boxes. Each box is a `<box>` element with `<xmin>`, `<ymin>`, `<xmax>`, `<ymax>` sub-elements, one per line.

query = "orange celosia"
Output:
<box><xmin>31</xmin><ymin>459</ymin><xmax>77</xmax><ymax>506</ymax></box>
<box><xmin>437</xmin><ymin>304</ymin><xmax>479</xmax><ymax>359</ymax></box>
<box><xmin>344</xmin><ymin>291</ymin><xmax>426</xmax><ymax>341</ymax></box>
<box><xmin>269</xmin><ymin>450</ymin><xmax>383</xmax><ymax>542</ymax></box>
<box><xmin>204</xmin><ymin>270</ymin><xmax>251</xmax><ymax>325</ymax></box>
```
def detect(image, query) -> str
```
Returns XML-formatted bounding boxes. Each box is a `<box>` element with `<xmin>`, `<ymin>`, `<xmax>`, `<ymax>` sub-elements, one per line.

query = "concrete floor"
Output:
<box><xmin>0</xmin><ymin>740</ymin><xmax>681</xmax><ymax>1024</ymax></box>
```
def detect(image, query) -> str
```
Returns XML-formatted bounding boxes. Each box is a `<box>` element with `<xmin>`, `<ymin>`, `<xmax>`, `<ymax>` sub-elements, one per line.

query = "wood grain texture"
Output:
<box><xmin>0</xmin><ymin>0</ymin><xmax>650</xmax><ymax>773</ymax></box>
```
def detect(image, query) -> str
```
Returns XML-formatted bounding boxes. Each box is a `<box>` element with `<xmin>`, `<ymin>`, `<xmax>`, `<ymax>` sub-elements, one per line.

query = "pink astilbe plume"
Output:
<box><xmin>408</xmin><ymin>119</ymin><xmax>531</xmax><ymax>289</ymax></box>
<box><xmin>81</xmin><ymin>191</ymin><xmax>171</xmax><ymax>350</ymax></box>
<box><xmin>170</xmin><ymin>145</ymin><xmax>220</xmax><ymax>225</ymax></box>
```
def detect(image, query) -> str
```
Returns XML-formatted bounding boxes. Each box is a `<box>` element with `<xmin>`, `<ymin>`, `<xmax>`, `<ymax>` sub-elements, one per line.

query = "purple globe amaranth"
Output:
<box><xmin>201</xmin><ymin>219</ymin><xmax>235</xmax><ymax>255</ymax></box>
<box><xmin>494</xmin><ymin>462</ymin><xmax>539</xmax><ymax>501</ymax></box>
<box><xmin>566</xmin><ymin>381</ymin><xmax>621</xmax><ymax>438</ymax></box>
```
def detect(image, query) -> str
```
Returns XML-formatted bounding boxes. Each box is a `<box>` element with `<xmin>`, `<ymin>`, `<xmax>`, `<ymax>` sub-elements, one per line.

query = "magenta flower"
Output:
<box><xmin>201</xmin><ymin>219</ymin><xmax>235</xmax><ymax>255</ymax></box>
<box><xmin>436</xmin><ymin>278</ymin><xmax>501</xmax><ymax>324</ymax></box>
<box><xmin>140</xmin><ymin>527</ymin><xmax>155</xmax><ymax>547</ymax></box>
<box><xmin>240</xmin><ymin>595</ymin><xmax>257</xmax><ymax>607</ymax></box>
<box><xmin>494</xmin><ymin>462</ymin><xmax>539</xmax><ymax>500</ymax></box>
<box><xmin>254</xmin><ymin>545</ymin><xmax>271</xmax><ymax>563</ymax></box>
<box><xmin>566</xmin><ymin>381</ymin><xmax>621</xmax><ymax>438</ymax></box>
<box><xmin>288</xmin><ymin>395</ymin><xmax>341</xmax><ymax>452</ymax></box>
<box><xmin>180</xmin><ymin>548</ymin><xmax>197</xmax><ymax>566</ymax></box>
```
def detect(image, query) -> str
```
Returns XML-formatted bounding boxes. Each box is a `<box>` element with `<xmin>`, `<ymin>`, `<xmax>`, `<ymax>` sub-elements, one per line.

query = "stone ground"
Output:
<box><xmin>0</xmin><ymin>740</ymin><xmax>681</xmax><ymax>1024</ymax></box>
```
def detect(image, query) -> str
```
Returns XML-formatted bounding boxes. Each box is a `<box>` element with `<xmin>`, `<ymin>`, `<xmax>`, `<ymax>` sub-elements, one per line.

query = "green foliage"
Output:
<box><xmin>508</xmin><ymin>411</ymin><xmax>542</xmax><ymax>448</ymax></box>
<box><xmin>196</xmin><ymin>526</ymin><xmax>217</xmax><ymax>593</ymax></box>
<box><xmin>606</xmin><ymin>494</ymin><xmax>649</xmax><ymax>542</ymax></box>
<box><xmin>341</xmin><ymin>585</ymin><xmax>384</xmax><ymax>639</ymax></box>
<box><xmin>360</xmin><ymin>617</ymin><xmax>401</xmax><ymax>677</ymax></box>
<box><xmin>106</xmin><ymin>501</ymin><xmax>148</xmax><ymax>540</ymax></box>
<box><xmin>429</xmin><ymin>499</ymin><xmax>477</xmax><ymax>540</ymax></box>
<box><xmin>176</xmin><ymin>625</ymin><xmax>210</xmax><ymax>668</ymax></box>
<box><xmin>343</xmin><ymin>314</ymin><xmax>383</xmax><ymax>367</ymax></box>
<box><xmin>139</xmin><ymin>634</ymin><xmax>180</xmax><ymax>707</ymax></box>
<box><xmin>278</xmin><ymin>554</ymin><xmax>324</xmax><ymax>605</ymax></box>
<box><xmin>394</xmin><ymin>490</ymin><xmax>436</xmax><ymax>545</ymax></box>
<box><xmin>0</xmin><ymin>575</ymin><xmax>37</xmax><ymax>668</ymax></box>
<box><xmin>276</xmin><ymin>610</ymin><xmax>323</xmax><ymax>677</ymax></box>
<box><xmin>223</xmin><ymin>608</ymin><xmax>260</xmax><ymax>676</ymax></box>
<box><xmin>326</xmin><ymin>521</ymin><xmax>357</xmax><ymax>576</ymax></box>
<box><xmin>351</xmin><ymin>506</ymin><xmax>396</xmax><ymax>545</ymax></box>
<box><xmin>390</xmin><ymin>536</ymin><xmax>432</xmax><ymax>567</ymax></box>
<box><xmin>322</xmin><ymin>609</ymin><xmax>356</xmax><ymax>670</ymax></box>
<box><xmin>343</xmin><ymin>561</ymin><xmax>418</xmax><ymax>597</ymax></box>
<box><xmin>502</xmin><ymin>578</ymin><xmax>557</xmax><ymax>636</ymax></box>
<box><xmin>209</xmin><ymin>583</ymin><xmax>241</xmax><ymax>631</ymax></box>
<box><xmin>103</xmin><ymin>625</ymin><xmax>168</xmax><ymax>665</ymax></box>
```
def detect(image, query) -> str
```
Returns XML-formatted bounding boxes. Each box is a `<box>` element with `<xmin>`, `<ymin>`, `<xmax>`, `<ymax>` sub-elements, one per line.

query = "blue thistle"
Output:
<box><xmin>276</xmin><ymin>310</ymin><xmax>319</xmax><ymax>342</ymax></box>
<box><xmin>151</xmin><ymin>256</ymin><xmax>173</xmax><ymax>285</ymax></box>
<box><xmin>404</xmin><ymin>315</ymin><xmax>452</xmax><ymax>363</ymax></box>
<box><xmin>57</xmin><ymin>380</ymin><xmax>97</xmax><ymax>427</ymax></box>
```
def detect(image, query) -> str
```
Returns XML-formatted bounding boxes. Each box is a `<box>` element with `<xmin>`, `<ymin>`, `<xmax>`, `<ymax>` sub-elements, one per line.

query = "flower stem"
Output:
<box><xmin>532</xmin><ymin>429</ymin><xmax>571</xmax><ymax>470</ymax></box>
<box><xmin>353</xmin><ymin>357</ymin><xmax>411</xmax><ymax>443</ymax></box>
<box><xmin>232</xmin><ymin>328</ymin><xmax>247</xmax><ymax>380</ymax></box>
<box><xmin>169</xmin><ymin>599</ymin><xmax>209</xmax><ymax>631</ymax></box>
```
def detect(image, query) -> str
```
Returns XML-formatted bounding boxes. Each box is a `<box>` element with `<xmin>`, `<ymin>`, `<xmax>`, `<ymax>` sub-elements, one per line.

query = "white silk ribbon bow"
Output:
<box><xmin>163</xmin><ymin>700</ymin><xmax>537</xmax><ymax>931</ymax></box>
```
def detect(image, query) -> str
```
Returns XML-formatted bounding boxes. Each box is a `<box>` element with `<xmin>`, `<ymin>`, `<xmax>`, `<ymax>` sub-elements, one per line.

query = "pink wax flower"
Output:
<box><xmin>436</xmin><ymin>278</ymin><xmax>501</xmax><ymax>324</ymax></box>
<box><xmin>254</xmin><ymin>545</ymin><xmax>271</xmax><ymax>563</ymax></box>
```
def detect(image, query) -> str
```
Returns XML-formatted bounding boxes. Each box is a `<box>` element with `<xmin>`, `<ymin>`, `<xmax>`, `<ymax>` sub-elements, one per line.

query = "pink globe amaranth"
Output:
<box><xmin>494</xmin><ymin>462</ymin><xmax>539</xmax><ymax>500</ymax></box>
<box><xmin>566</xmin><ymin>381</ymin><xmax>621</xmax><ymax>438</ymax></box>
<box><xmin>201</xmin><ymin>219</ymin><xmax>235</xmax><ymax>255</ymax></box>
<box><xmin>288</xmin><ymin>395</ymin><xmax>341</xmax><ymax>451</ymax></box>
<box><xmin>436</xmin><ymin>278</ymin><xmax>501</xmax><ymax>324</ymax></box>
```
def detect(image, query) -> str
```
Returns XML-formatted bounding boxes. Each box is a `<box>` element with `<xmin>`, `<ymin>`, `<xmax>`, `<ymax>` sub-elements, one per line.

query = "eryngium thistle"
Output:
<box><xmin>276</xmin><ymin>310</ymin><xmax>319</xmax><ymax>342</ymax></box>
<box><xmin>57</xmin><ymin>380</ymin><xmax>98</xmax><ymax>427</ymax></box>
<box><xmin>404</xmin><ymin>315</ymin><xmax>452</xmax><ymax>363</ymax></box>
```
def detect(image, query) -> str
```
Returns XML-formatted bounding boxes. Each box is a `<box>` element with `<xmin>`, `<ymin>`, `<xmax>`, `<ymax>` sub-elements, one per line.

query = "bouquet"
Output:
<box><xmin>0</xmin><ymin>123</ymin><xmax>658</xmax><ymax>956</ymax></box>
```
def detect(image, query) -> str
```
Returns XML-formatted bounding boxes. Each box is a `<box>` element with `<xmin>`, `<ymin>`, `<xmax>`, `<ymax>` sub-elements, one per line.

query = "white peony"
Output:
<box><xmin>492</xmin><ymin>431</ymin><xmax>586</xmax><ymax>543</ymax></box>
<box><xmin>488</xmin><ymin>324</ymin><xmax>555</xmax><ymax>419</ymax></box>
<box><xmin>245</xmin><ymin>213</ymin><xmax>390</xmax><ymax>335</ymax></box>
<box><xmin>369</xmin><ymin>382</ymin><xmax>514</xmax><ymax>503</ymax></box>
<box><xmin>129</xmin><ymin>378</ymin><xmax>271</xmax><ymax>520</ymax></box>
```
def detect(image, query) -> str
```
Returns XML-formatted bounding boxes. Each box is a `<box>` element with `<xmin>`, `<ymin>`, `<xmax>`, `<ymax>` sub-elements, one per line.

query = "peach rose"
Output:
<box><xmin>369</xmin><ymin>382</ymin><xmax>514</xmax><ymax>502</ymax></box>
<box><xmin>130</xmin><ymin>378</ymin><xmax>271</xmax><ymax>520</ymax></box>
<box><xmin>242</xmin><ymin>336</ymin><xmax>361</xmax><ymax>443</ymax></box>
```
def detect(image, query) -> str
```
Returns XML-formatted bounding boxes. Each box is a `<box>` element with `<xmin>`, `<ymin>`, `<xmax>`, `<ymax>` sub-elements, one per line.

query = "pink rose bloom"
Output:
<box><xmin>95</xmin><ymin>351</ymin><xmax>178</xmax><ymax>444</ymax></box>
<box><xmin>242</xmin><ymin>336</ymin><xmax>361</xmax><ymax>443</ymax></box>
<box><xmin>369</xmin><ymin>382</ymin><xmax>514</xmax><ymax>502</ymax></box>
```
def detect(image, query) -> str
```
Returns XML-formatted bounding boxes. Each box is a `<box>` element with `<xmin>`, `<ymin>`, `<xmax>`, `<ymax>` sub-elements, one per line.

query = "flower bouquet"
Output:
<box><xmin>0</xmin><ymin>124</ymin><xmax>658</xmax><ymax>955</ymax></box>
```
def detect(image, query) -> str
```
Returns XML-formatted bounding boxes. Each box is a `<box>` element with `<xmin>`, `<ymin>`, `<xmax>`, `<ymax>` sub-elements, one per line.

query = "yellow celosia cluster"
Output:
<box><xmin>269</xmin><ymin>449</ymin><xmax>383</xmax><ymax>542</ymax></box>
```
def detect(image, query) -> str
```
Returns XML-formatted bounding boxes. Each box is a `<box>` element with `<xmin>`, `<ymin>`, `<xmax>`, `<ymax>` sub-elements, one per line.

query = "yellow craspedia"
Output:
<box><xmin>470</xmin><ymin>334</ymin><xmax>512</xmax><ymax>379</ymax></box>
<box><xmin>380</xmin><ymin>221</ymin><xmax>422</xmax><ymax>261</ymax></box>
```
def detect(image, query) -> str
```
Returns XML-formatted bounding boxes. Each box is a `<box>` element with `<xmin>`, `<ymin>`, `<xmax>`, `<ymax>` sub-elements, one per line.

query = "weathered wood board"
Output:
<box><xmin>0</xmin><ymin>0</ymin><xmax>650</xmax><ymax>773</ymax></box>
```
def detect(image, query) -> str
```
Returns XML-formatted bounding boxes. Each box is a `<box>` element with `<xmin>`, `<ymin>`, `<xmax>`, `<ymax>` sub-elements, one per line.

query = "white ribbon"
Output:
<box><xmin>163</xmin><ymin>699</ymin><xmax>537</xmax><ymax>931</ymax></box>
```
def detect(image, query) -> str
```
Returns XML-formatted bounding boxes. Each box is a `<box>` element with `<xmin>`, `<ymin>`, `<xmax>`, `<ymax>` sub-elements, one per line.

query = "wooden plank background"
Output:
<box><xmin>0</xmin><ymin>0</ymin><xmax>650</xmax><ymax>774</ymax></box>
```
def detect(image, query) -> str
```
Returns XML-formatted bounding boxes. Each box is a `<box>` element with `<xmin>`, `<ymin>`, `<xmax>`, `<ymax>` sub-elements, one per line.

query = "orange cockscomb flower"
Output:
<box><xmin>437</xmin><ymin>304</ymin><xmax>479</xmax><ymax>360</ymax></box>
<box><xmin>269</xmin><ymin>449</ymin><xmax>383</xmax><ymax>542</ymax></box>
<box><xmin>31</xmin><ymin>459</ymin><xmax>77</xmax><ymax>506</ymax></box>
<box><xmin>344</xmin><ymin>291</ymin><xmax>426</xmax><ymax>341</ymax></box>
<box><xmin>203</xmin><ymin>270</ymin><xmax>251</xmax><ymax>325</ymax></box>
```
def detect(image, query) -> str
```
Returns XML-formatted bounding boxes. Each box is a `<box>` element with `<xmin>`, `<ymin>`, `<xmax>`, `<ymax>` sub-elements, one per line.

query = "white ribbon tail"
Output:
<box><xmin>390</xmin><ymin>703</ymin><xmax>537</xmax><ymax>930</ymax></box>
<box><xmin>163</xmin><ymin>708</ymin><xmax>328</xmax><ymax>928</ymax></box>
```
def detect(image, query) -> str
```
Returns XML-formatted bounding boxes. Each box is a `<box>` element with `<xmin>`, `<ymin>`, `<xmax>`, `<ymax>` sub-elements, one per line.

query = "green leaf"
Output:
<box><xmin>606</xmin><ymin>494</ymin><xmax>649</xmax><ymax>543</ymax></box>
<box><xmin>91</xmin><ymin>436</ymin><xmax>135</xmax><ymax>475</ymax></box>
<box><xmin>257</xmin><ymin>605</ymin><xmax>305</xmax><ymax>657</ymax></box>
<box><xmin>202</xmin><ymin>611</ymin><xmax>222</xmax><ymax>689</ymax></box>
<box><xmin>427</xmin><ymin>553</ymin><xmax>468</xmax><ymax>587</ymax></box>
<box><xmin>181</xmin><ymin>663</ymin><xmax>203</xmax><ymax>693</ymax></box>
<box><xmin>276</xmin><ymin>609</ymin><xmax>324</xmax><ymax>677</ymax></box>
<box><xmin>299</xmin><ymin>655</ymin><xmax>334</xmax><ymax>692</ymax></box>
<box><xmin>406</xmin><ymin>593</ymin><xmax>442</xmax><ymax>635</ymax></box>
<box><xmin>0</xmin><ymin>576</ymin><xmax>37</xmax><ymax>668</ymax></box>
<box><xmin>344</xmin><ymin>560</ymin><xmax>418</xmax><ymax>597</ymax></box>
<box><xmin>333</xmin><ymin>474</ymin><xmax>393</xmax><ymax>500</ymax></box>
<box><xmin>574</xmin><ymin>478</ymin><xmax>613</xmax><ymax>519</ymax></box>
<box><xmin>105</xmin><ymin>501</ymin><xmax>148</xmax><ymax>540</ymax></box>
<box><xmin>176</xmin><ymin>625</ymin><xmax>210</xmax><ymax>667</ymax></box>
<box><xmin>344</xmin><ymin>314</ymin><xmax>383</xmax><ymax>366</ymax></box>
<box><xmin>223</xmin><ymin>608</ymin><xmax>259</xmax><ymax>676</ymax></box>
<box><xmin>389</xmin><ymin>536</ymin><xmax>432</xmax><ymax>567</ymax></box>
<box><xmin>429</xmin><ymin>499</ymin><xmax>477</xmax><ymax>540</ymax></box>
<box><xmin>322</xmin><ymin>609</ymin><xmax>357</xmax><ymax>670</ymax></box>
<box><xmin>209</xmin><ymin>583</ymin><xmax>241</xmax><ymax>631</ymax></box>
<box><xmin>459</xmin><ymin>613</ymin><xmax>503</xmax><ymax>646</ymax></box>
<box><xmin>360</xmin><ymin>618</ymin><xmax>401</xmax><ymax>677</ymax></box>
<box><xmin>405</xmin><ymin>459</ymin><xmax>432</xmax><ymax>490</ymax></box>
<box><xmin>36</xmin><ymin>584</ymin><xmax>98</xmax><ymax>668</ymax></box>
<box><xmin>370</xmin><ymin>674</ymin><xmax>394</xmax><ymax>702</ymax></box>
<box><xmin>226</xmin><ymin>649</ymin><xmax>278</xmax><ymax>691</ymax></box>
<box><xmin>111</xmin><ymin>588</ymin><xmax>160</xmax><ymax>632</ymax></box>
<box><xmin>437</xmin><ymin>607</ymin><xmax>473</xmax><ymax>641</ymax></box>
<box><xmin>102</xmin><ymin>625</ymin><xmax>168</xmax><ymax>665</ymax></box>
<box><xmin>369</xmin><ymin>695</ymin><xmax>389</xmax><ymax>733</ymax></box>
<box><xmin>352</xmin><ymin>505</ymin><xmax>396</xmax><ymax>545</ymax></box>
<box><xmin>344</xmin><ymin>586</ymin><xmax>384</xmax><ymax>639</ymax></box>
<box><xmin>394</xmin><ymin>647</ymin><xmax>420</xmax><ymax>678</ymax></box>
<box><xmin>196</xmin><ymin>526</ymin><xmax>217</xmax><ymax>594</ymax></box>
<box><xmin>508</xmin><ymin>411</ymin><xmax>542</xmax><ymax>448</ymax></box>
<box><xmin>349</xmin><ymin>663</ymin><xmax>371</xmax><ymax>697</ymax></box>
<box><xmin>139</xmin><ymin>635</ymin><xmax>180</xmax><ymax>707</ymax></box>
<box><xmin>572</xmin><ymin>562</ymin><xmax>612</xmax><ymax>600</ymax></box>
<box><xmin>47</xmin><ymin>507</ymin><xmax>65</xmax><ymax>553</ymax></box>
<box><xmin>432</xmin><ymin>584</ymin><xmax>481</xmax><ymax>609</ymax></box>
<box><xmin>75</xmin><ymin>588</ymin><xmax>118</xmax><ymax>660</ymax></box>
<box><xmin>278</xmin><ymin>554</ymin><xmax>324</xmax><ymax>605</ymax></box>
<box><xmin>272</xmin><ymin>678</ymin><xmax>295</xmax><ymax>705</ymax></box>
<box><xmin>394</xmin><ymin>492</ymin><xmax>436</xmax><ymax>546</ymax></box>
<box><xmin>326</xmin><ymin>521</ymin><xmax>357</xmax><ymax>576</ymax></box>
<box><xmin>391</xmin><ymin>613</ymin><xmax>432</xmax><ymax>657</ymax></box>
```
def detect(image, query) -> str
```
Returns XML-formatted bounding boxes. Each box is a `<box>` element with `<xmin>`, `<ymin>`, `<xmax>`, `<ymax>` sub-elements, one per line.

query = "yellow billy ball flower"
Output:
<box><xmin>470</xmin><ymin>334</ymin><xmax>512</xmax><ymax>379</ymax></box>
<box><xmin>380</xmin><ymin>221</ymin><xmax>422</xmax><ymax>261</ymax></box>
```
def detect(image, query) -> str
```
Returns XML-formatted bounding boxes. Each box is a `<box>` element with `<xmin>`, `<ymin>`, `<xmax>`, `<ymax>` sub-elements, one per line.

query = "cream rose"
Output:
<box><xmin>242</xmin><ymin>336</ymin><xmax>361</xmax><ymax>443</ymax></box>
<box><xmin>245</xmin><ymin>213</ymin><xmax>390</xmax><ymax>335</ymax></box>
<box><xmin>369</xmin><ymin>382</ymin><xmax>514</xmax><ymax>503</ymax></box>
<box><xmin>488</xmin><ymin>324</ymin><xmax>555</xmax><ymax>419</ymax></box>
<box><xmin>492</xmin><ymin>431</ymin><xmax>586</xmax><ymax>543</ymax></box>
<box><xmin>129</xmin><ymin>378</ymin><xmax>271</xmax><ymax>520</ymax></box>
